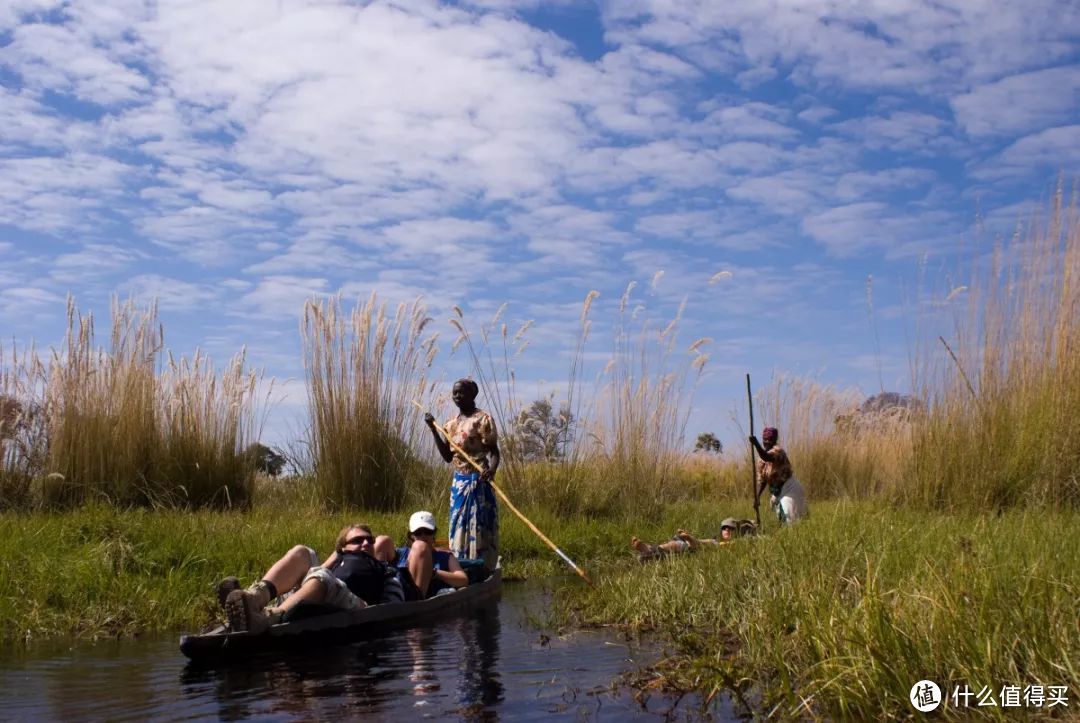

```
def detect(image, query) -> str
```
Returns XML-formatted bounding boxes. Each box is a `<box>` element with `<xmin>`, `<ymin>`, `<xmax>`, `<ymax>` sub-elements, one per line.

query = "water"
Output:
<box><xmin>0</xmin><ymin>581</ymin><xmax>735</xmax><ymax>721</ymax></box>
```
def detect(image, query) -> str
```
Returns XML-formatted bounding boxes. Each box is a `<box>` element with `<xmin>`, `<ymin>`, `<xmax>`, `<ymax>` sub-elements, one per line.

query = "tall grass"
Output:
<box><xmin>904</xmin><ymin>190</ymin><xmax>1080</xmax><ymax>509</ymax></box>
<box><xmin>564</xmin><ymin>502</ymin><xmax>1080</xmax><ymax>720</ymax></box>
<box><xmin>0</xmin><ymin>298</ymin><xmax>263</xmax><ymax>510</ymax></box>
<box><xmin>301</xmin><ymin>293</ymin><xmax>441</xmax><ymax>510</ymax></box>
<box><xmin>452</xmin><ymin>284</ymin><xmax>713</xmax><ymax>517</ymax></box>
<box><xmin>754</xmin><ymin>374</ymin><xmax>913</xmax><ymax>500</ymax></box>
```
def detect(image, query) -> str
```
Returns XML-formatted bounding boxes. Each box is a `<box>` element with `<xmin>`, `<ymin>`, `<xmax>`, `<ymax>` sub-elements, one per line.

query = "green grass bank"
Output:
<box><xmin>556</xmin><ymin>502</ymin><xmax>1080</xmax><ymax>720</ymax></box>
<box><xmin>2</xmin><ymin>500</ymin><xmax>1077</xmax><ymax>720</ymax></box>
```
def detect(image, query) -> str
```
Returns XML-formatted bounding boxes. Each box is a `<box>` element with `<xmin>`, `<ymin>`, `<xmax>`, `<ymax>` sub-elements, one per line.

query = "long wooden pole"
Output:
<box><xmin>747</xmin><ymin>374</ymin><xmax>761</xmax><ymax>530</ymax></box>
<box><xmin>416</xmin><ymin>402</ymin><xmax>595</xmax><ymax>588</ymax></box>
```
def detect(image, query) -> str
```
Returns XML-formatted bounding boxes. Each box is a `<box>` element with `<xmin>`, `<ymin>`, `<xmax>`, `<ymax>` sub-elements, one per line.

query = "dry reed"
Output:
<box><xmin>0</xmin><ymin>298</ymin><xmax>263</xmax><ymax>509</ymax></box>
<box><xmin>301</xmin><ymin>293</ymin><xmax>440</xmax><ymax>510</ymax></box>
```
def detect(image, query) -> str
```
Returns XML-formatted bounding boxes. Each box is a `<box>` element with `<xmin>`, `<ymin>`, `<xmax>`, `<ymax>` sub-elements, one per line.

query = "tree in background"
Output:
<box><xmin>245</xmin><ymin>442</ymin><xmax>286</xmax><ymax>477</ymax></box>
<box><xmin>694</xmin><ymin>432</ymin><xmax>722</xmax><ymax>455</ymax></box>
<box><xmin>511</xmin><ymin>398</ymin><xmax>575</xmax><ymax>461</ymax></box>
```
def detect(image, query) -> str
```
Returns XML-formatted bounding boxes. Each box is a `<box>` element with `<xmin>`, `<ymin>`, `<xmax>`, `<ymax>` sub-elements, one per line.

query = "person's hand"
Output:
<box><xmin>769</xmin><ymin>494</ymin><xmax>778</xmax><ymax>507</ymax></box>
<box><xmin>424</xmin><ymin>412</ymin><xmax>436</xmax><ymax>427</ymax></box>
<box><xmin>749</xmin><ymin>435</ymin><xmax>758</xmax><ymax>446</ymax></box>
<box><xmin>479</xmin><ymin>468</ymin><xmax>493</xmax><ymax>483</ymax></box>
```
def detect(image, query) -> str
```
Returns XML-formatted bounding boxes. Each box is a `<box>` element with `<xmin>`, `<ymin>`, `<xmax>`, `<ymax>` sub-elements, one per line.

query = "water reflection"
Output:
<box><xmin>0</xmin><ymin>581</ymin><xmax>735</xmax><ymax>721</ymax></box>
<box><xmin>180</xmin><ymin>599</ymin><xmax>505</xmax><ymax>719</ymax></box>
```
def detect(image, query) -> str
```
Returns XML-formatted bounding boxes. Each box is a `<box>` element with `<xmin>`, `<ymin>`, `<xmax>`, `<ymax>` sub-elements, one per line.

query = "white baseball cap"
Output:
<box><xmin>409</xmin><ymin>510</ymin><xmax>436</xmax><ymax>533</ymax></box>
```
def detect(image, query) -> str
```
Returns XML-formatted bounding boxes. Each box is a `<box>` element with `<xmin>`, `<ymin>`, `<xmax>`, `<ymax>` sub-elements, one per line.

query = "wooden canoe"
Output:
<box><xmin>180</xmin><ymin>567</ymin><xmax>502</xmax><ymax>662</ymax></box>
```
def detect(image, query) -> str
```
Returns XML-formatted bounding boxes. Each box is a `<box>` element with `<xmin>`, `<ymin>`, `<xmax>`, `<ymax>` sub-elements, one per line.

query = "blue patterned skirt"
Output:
<box><xmin>449</xmin><ymin>470</ymin><xmax>498</xmax><ymax>570</ymax></box>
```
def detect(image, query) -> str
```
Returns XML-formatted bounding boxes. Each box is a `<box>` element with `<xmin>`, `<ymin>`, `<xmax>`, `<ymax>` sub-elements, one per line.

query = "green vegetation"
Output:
<box><xmin>0</xmin><ymin>299</ymin><xmax>261</xmax><ymax>510</ymax></box>
<box><xmin>301</xmin><ymin>294</ymin><xmax>442</xmax><ymax>510</ymax></box>
<box><xmin>0</xmin><ymin>199</ymin><xmax>1076</xmax><ymax>719</ymax></box>
<box><xmin>0</xmin><ymin>496</ymin><xmax>625</xmax><ymax>642</ymax></box>
<box><xmin>560</xmin><ymin>502</ymin><xmax>1080</xmax><ymax>720</ymax></box>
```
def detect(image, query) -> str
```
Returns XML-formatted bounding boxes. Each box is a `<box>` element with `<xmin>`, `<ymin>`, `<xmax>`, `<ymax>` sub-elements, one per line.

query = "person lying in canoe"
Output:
<box><xmin>219</xmin><ymin>522</ymin><xmax>402</xmax><ymax>634</ymax></box>
<box><xmin>391</xmin><ymin>510</ymin><xmax>469</xmax><ymax>601</ymax></box>
<box><xmin>631</xmin><ymin>518</ymin><xmax>756</xmax><ymax>561</ymax></box>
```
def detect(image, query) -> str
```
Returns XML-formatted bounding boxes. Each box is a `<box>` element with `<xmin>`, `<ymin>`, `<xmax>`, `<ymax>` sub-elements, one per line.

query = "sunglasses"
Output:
<box><xmin>345</xmin><ymin>535</ymin><xmax>374</xmax><ymax>546</ymax></box>
<box><xmin>412</xmin><ymin>528</ymin><xmax>435</xmax><ymax>536</ymax></box>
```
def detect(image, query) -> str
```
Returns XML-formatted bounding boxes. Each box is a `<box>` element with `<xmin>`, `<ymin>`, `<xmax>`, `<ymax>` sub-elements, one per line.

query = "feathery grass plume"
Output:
<box><xmin>944</xmin><ymin>285</ymin><xmax>967</xmax><ymax>302</ymax></box>
<box><xmin>708</xmin><ymin>270</ymin><xmax>732</xmax><ymax>284</ymax></box>
<box><xmin>905</xmin><ymin>184</ymin><xmax>1080</xmax><ymax>509</ymax></box>
<box><xmin>650</xmin><ymin>270</ymin><xmax>664</xmax><ymax>292</ymax></box>
<box><xmin>512</xmin><ymin>320</ymin><xmax>533</xmax><ymax>343</ymax></box>
<box><xmin>446</xmin><ymin>301</ymin><xmax>529</xmax><ymax>492</ymax></box>
<box><xmin>687</xmin><ymin>337</ymin><xmax>712</xmax><ymax>354</ymax></box>
<box><xmin>575</xmin><ymin>281</ymin><xmax>708</xmax><ymax>514</ymax></box>
<box><xmin>29</xmin><ymin>297</ymin><xmax>262</xmax><ymax>509</ymax></box>
<box><xmin>41</xmin><ymin>298</ymin><xmax>162</xmax><ymax>508</ymax></box>
<box><xmin>156</xmin><ymin>349</ymin><xmax>263</xmax><ymax>508</ymax></box>
<box><xmin>0</xmin><ymin>342</ymin><xmax>44</xmax><ymax>509</ymax></box>
<box><xmin>619</xmin><ymin>282</ymin><xmax>635</xmax><ymax>314</ymax></box>
<box><xmin>302</xmin><ymin>294</ymin><xmax>439</xmax><ymax>510</ymax></box>
<box><xmin>755</xmin><ymin>374</ymin><xmax>906</xmax><ymax>500</ymax></box>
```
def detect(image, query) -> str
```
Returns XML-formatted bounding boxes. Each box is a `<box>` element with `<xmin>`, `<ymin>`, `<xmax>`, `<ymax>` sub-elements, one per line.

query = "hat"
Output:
<box><xmin>720</xmin><ymin>517</ymin><xmax>739</xmax><ymax>530</ymax></box>
<box><xmin>409</xmin><ymin>510</ymin><xmax>436</xmax><ymax>533</ymax></box>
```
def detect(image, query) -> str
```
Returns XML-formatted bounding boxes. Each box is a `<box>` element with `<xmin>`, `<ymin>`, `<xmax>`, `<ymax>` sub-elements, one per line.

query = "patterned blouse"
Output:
<box><xmin>756</xmin><ymin>445</ymin><xmax>793</xmax><ymax>491</ymax></box>
<box><xmin>444</xmin><ymin>409</ymin><xmax>498</xmax><ymax>474</ymax></box>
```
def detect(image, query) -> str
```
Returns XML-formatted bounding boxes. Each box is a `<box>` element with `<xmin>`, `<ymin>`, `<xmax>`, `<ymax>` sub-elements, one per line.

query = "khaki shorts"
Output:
<box><xmin>302</xmin><ymin>567</ymin><xmax>362</xmax><ymax>610</ymax></box>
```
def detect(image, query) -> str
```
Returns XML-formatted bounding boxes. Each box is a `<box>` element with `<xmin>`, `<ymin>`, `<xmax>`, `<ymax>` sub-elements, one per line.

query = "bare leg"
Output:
<box><xmin>677</xmin><ymin>530</ymin><xmax>718</xmax><ymax>549</ymax></box>
<box><xmin>408</xmin><ymin>539</ymin><xmax>433</xmax><ymax>598</ymax></box>
<box><xmin>274</xmin><ymin>576</ymin><xmax>328</xmax><ymax>615</ymax></box>
<box><xmin>373</xmin><ymin>535</ymin><xmax>396</xmax><ymax>563</ymax></box>
<box><xmin>676</xmin><ymin>529</ymin><xmax>703</xmax><ymax>550</ymax></box>
<box><xmin>262</xmin><ymin>545</ymin><xmax>318</xmax><ymax>594</ymax></box>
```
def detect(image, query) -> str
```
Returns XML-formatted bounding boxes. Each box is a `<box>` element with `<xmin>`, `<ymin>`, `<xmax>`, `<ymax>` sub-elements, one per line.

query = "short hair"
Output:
<box><xmin>454</xmin><ymin>378</ymin><xmax>479</xmax><ymax>399</ymax></box>
<box><xmin>335</xmin><ymin>523</ymin><xmax>373</xmax><ymax>553</ymax></box>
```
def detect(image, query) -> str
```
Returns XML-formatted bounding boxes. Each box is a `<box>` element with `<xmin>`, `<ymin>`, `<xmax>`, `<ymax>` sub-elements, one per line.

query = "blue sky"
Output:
<box><xmin>1</xmin><ymin>0</ymin><xmax>1078</xmax><ymax>451</ymax></box>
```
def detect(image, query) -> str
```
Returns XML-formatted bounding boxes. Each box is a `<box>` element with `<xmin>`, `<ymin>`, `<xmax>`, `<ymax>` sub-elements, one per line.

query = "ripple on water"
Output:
<box><xmin>0</xmin><ymin>581</ymin><xmax>737</xmax><ymax>721</ymax></box>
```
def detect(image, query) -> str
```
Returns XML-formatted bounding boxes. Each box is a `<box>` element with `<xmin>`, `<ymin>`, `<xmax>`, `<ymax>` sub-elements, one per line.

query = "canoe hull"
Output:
<box><xmin>180</xmin><ymin>569</ymin><xmax>501</xmax><ymax>662</ymax></box>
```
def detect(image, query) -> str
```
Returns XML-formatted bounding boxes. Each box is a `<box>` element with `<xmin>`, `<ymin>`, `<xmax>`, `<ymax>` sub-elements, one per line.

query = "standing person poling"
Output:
<box><xmin>750</xmin><ymin>426</ymin><xmax>808</xmax><ymax>525</ymax></box>
<box><xmin>423</xmin><ymin>378</ymin><xmax>500</xmax><ymax>570</ymax></box>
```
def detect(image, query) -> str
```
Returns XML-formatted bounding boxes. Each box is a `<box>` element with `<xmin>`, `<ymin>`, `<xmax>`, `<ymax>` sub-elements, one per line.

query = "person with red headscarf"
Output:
<box><xmin>749</xmin><ymin>426</ymin><xmax>808</xmax><ymax>524</ymax></box>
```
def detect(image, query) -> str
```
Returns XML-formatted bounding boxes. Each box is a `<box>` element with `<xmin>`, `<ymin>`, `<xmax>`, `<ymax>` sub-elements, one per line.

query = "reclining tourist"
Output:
<box><xmin>218</xmin><ymin>522</ymin><xmax>402</xmax><ymax>634</ymax></box>
<box><xmin>390</xmin><ymin>510</ymin><xmax>469</xmax><ymax>600</ymax></box>
<box><xmin>631</xmin><ymin>518</ymin><xmax>756</xmax><ymax>561</ymax></box>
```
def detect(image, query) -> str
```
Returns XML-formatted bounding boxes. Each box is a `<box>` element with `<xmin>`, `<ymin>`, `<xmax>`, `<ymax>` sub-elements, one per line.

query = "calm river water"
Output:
<box><xmin>0</xmin><ymin>580</ymin><xmax>736</xmax><ymax>721</ymax></box>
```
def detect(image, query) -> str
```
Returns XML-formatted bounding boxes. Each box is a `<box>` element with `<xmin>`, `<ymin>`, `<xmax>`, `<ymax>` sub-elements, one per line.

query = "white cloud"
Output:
<box><xmin>601</xmin><ymin>0</ymin><xmax>1080</xmax><ymax>93</ymax></box>
<box><xmin>977</xmin><ymin>125</ymin><xmax>1080</xmax><ymax>179</ymax></box>
<box><xmin>240</xmin><ymin>275</ymin><xmax>331</xmax><ymax>319</ymax></box>
<box><xmin>831</xmin><ymin>111</ymin><xmax>953</xmax><ymax>153</ymax></box>
<box><xmin>952</xmin><ymin>66</ymin><xmax>1080</xmax><ymax>137</ymax></box>
<box><xmin>117</xmin><ymin>273</ymin><xmax>221</xmax><ymax>311</ymax></box>
<box><xmin>50</xmin><ymin>243</ymin><xmax>141</xmax><ymax>283</ymax></box>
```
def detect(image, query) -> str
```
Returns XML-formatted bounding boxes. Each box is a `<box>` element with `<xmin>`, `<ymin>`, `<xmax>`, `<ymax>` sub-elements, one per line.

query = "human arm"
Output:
<box><xmin>749</xmin><ymin>435</ymin><xmax>777</xmax><ymax>463</ymax></box>
<box><xmin>438</xmin><ymin>553</ymin><xmax>469</xmax><ymax>589</ymax></box>
<box><xmin>478</xmin><ymin>413</ymin><xmax>500</xmax><ymax>483</ymax></box>
<box><xmin>479</xmin><ymin>440</ymin><xmax>500</xmax><ymax>483</ymax></box>
<box><xmin>424</xmin><ymin>412</ymin><xmax>454</xmax><ymax>463</ymax></box>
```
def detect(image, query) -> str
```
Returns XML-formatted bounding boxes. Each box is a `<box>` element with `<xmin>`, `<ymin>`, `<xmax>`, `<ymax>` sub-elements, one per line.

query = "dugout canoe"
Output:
<box><xmin>179</xmin><ymin>567</ymin><xmax>501</xmax><ymax>662</ymax></box>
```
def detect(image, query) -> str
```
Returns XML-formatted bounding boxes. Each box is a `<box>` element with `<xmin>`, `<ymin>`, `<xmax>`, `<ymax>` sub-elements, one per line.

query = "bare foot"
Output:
<box><xmin>676</xmin><ymin>529</ymin><xmax>700</xmax><ymax>550</ymax></box>
<box><xmin>630</xmin><ymin>536</ymin><xmax>652</xmax><ymax>555</ymax></box>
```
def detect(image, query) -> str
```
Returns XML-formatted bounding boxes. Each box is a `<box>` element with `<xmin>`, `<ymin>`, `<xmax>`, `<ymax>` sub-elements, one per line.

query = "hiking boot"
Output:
<box><xmin>224</xmin><ymin>583</ymin><xmax>273</xmax><ymax>633</ymax></box>
<box><xmin>216</xmin><ymin>577</ymin><xmax>241</xmax><ymax>608</ymax></box>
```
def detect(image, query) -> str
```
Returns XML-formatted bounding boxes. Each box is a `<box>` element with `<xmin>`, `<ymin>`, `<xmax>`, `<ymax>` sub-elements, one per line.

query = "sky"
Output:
<box><xmin>1</xmin><ymin>0</ymin><xmax>1078</xmax><ymax>452</ymax></box>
